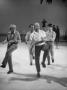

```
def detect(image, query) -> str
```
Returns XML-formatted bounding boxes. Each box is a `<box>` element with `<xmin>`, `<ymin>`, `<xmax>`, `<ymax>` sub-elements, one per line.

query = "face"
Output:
<box><xmin>10</xmin><ymin>27</ymin><xmax>15</xmax><ymax>34</ymax></box>
<box><xmin>31</xmin><ymin>25</ymin><xmax>34</xmax><ymax>30</ymax></box>
<box><xmin>34</xmin><ymin>25</ymin><xmax>40</xmax><ymax>32</ymax></box>
<box><xmin>29</xmin><ymin>25</ymin><xmax>34</xmax><ymax>32</ymax></box>
<box><xmin>48</xmin><ymin>27</ymin><xmax>53</xmax><ymax>32</ymax></box>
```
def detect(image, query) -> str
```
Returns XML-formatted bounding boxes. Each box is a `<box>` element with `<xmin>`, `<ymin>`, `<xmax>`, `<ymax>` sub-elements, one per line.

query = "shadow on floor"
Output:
<box><xmin>9</xmin><ymin>72</ymin><xmax>67</xmax><ymax>87</ymax></box>
<box><xmin>9</xmin><ymin>72</ymin><xmax>39</xmax><ymax>82</ymax></box>
<box><xmin>41</xmin><ymin>75</ymin><xmax>67</xmax><ymax>87</ymax></box>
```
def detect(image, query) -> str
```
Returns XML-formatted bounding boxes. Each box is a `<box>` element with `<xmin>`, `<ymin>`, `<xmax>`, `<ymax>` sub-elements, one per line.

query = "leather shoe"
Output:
<box><xmin>7</xmin><ymin>70</ymin><xmax>13</xmax><ymax>74</ymax></box>
<box><xmin>0</xmin><ymin>65</ymin><xmax>5</xmax><ymax>68</ymax></box>
<box><xmin>41</xmin><ymin>63</ymin><xmax>46</xmax><ymax>68</ymax></box>
<box><xmin>52</xmin><ymin>59</ymin><xmax>54</xmax><ymax>63</ymax></box>
<box><xmin>37</xmin><ymin>72</ymin><xmax>40</xmax><ymax>78</ymax></box>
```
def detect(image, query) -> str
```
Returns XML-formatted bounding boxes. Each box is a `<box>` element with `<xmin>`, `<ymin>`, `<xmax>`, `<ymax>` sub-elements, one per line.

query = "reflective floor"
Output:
<box><xmin>0</xmin><ymin>42</ymin><xmax>67</xmax><ymax>90</ymax></box>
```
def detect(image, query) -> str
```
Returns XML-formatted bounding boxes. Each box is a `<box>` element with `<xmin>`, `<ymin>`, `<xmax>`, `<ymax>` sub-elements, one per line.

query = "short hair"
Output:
<box><xmin>9</xmin><ymin>24</ymin><xmax>16</xmax><ymax>30</ymax></box>
<box><xmin>47</xmin><ymin>23</ymin><xmax>53</xmax><ymax>27</ymax></box>
<box><xmin>29</xmin><ymin>24</ymin><xmax>34</xmax><ymax>28</ymax></box>
<box><xmin>34</xmin><ymin>22</ymin><xmax>40</xmax><ymax>27</ymax></box>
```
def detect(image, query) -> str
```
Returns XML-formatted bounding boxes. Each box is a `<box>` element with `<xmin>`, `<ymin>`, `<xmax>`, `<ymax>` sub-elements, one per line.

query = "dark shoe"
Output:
<box><xmin>52</xmin><ymin>59</ymin><xmax>54</xmax><ymax>63</ymax></box>
<box><xmin>7</xmin><ymin>70</ymin><xmax>13</xmax><ymax>74</ymax></box>
<box><xmin>0</xmin><ymin>65</ymin><xmax>5</xmax><ymax>68</ymax></box>
<box><xmin>33</xmin><ymin>56</ymin><xmax>35</xmax><ymax>59</ymax></box>
<box><xmin>41</xmin><ymin>63</ymin><xmax>46</xmax><ymax>68</ymax></box>
<box><xmin>37</xmin><ymin>72</ymin><xmax>40</xmax><ymax>78</ymax></box>
<box><xmin>48</xmin><ymin>63</ymin><xmax>50</xmax><ymax>65</ymax></box>
<box><xmin>30</xmin><ymin>62</ymin><xmax>33</xmax><ymax>65</ymax></box>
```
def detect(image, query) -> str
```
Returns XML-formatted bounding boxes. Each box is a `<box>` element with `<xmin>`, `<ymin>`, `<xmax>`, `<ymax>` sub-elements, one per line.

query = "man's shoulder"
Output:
<box><xmin>26</xmin><ymin>31</ymin><xmax>31</xmax><ymax>34</ymax></box>
<box><xmin>53</xmin><ymin>30</ymin><xmax>56</xmax><ymax>34</ymax></box>
<box><xmin>39</xmin><ymin>29</ymin><xmax>46</xmax><ymax>33</ymax></box>
<box><xmin>30</xmin><ymin>31</ymin><xmax>35</xmax><ymax>37</ymax></box>
<box><xmin>31</xmin><ymin>31</ymin><xmax>35</xmax><ymax>34</ymax></box>
<box><xmin>15</xmin><ymin>30</ymin><xmax>20</xmax><ymax>35</ymax></box>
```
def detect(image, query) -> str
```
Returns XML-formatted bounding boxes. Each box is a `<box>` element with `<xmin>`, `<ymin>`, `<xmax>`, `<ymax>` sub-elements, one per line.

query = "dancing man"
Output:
<box><xmin>41</xmin><ymin>19</ymin><xmax>56</xmax><ymax>65</ymax></box>
<box><xmin>30</xmin><ymin>22</ymin><xmax>49</xmax><ymax>77</ymax></box>
<box><xmin>42</xmin><ymin>24</ymin><xmax>56</xmax><ymax>65</ymax></box>
<box><xmin>0</xmin><ymin>24</ymin><xmax>21</xmax><ymax>74</ymax></box>
<box><xmin>25</xmin><ymin>24</ymin><xmax>35</xmax><ymax>65</ymax></box>
<box><xmin>41</xmin><ymin>19</ymin><xmax>51</xmax><ymax>65</ymax></box>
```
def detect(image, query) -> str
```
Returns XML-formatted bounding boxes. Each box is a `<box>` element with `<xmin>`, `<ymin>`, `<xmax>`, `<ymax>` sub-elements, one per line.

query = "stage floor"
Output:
<box><xmin>0</xmin><ymin>43</ymin><xmax>67</xmax><ymax>90</ymax></box>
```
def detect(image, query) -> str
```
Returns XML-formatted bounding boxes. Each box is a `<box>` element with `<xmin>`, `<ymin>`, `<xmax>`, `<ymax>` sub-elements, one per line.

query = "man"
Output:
<box><xmin>0</xmin><ymin>24</ymin><xmax>21</xmax><ymax>74</ymax></box>
<box><xmin>55</xmin><ymin>25</ymin><xmax>60</xmax><ymax>48</ymax></box>
<box><xmin>25</xmin><ymin>24</ymin><xmax>35</xmax><ymax>65</ymax></box>
<box><xmin>30</xmin><ymin>22</ymin><xmax>49</xmax><ymax>77</ymax></box>
<box><xmin>41</xmin><ymin>19</ymin><xmax>56</xmax><ymax>64</ymax></box>
<box><xmin>41</xmin><ymin>19</ymin><xmax>50</xmax><ymax>65</ymax></box>
<box><xmin>25</xmin><ymin>24</ymin><xmax>34</xmax><ymax>44</ymax></box>
<box><xmin>45</xmin><ymin>24</ymin><xmax>56</xmax><ymax>64</ymax></box>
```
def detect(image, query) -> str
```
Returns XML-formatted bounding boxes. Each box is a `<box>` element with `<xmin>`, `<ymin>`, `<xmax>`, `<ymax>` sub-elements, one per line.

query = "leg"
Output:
<box><xmin>7</xmin><ymin>45</ymin><xmax>17</xmax><ymax>73</ymax></box>
<box><xmin>46</xmin><ymin>42</ymin><xmax>51</xmax><ymax>65</ymax></box>
<box><xmin>35</xmin><ymin>46</ymin><xmax>41</xmax><ymax>77</ymax></box>
<box><xmin>7</xmin><ymin>54</ymin><xmax>13</xmax><ymax>73</ymax></box>
<box><xmin>29</xmin><ymin>53</ymin><xmax>33</xmax><ymax>65</ymax></box>
<box><xmin>1</xmin><ymin>52</ymin><xmax>9</xmax><ymax>68</ymax></box>
<box><xmin>55</xmin><ymin>37</ymin><xmax>59</xmax><ymax>48</ymax></box>
<box><xmin>32</xmin><ymin>46</ymin><xmax>35</xmax><ymax>59</ymax></box>
<box><xmin>47</xmin><ymin>52</ymin><xmax>50</xmax><ymax>65</ymax></box>
<box><xmin>30</xmin><ymin>45</ymin><xmax>35</xmax><ymax>65</ymax></box>
<box><xmin>29</xmin><ymin>45</ymin><xmax>33</xmax><ymax>65</ymax></box>
<box><xmin>50</xmin><ymin>43</ymin><xmax>54</xmax><ymax>63</ymax></box>
<box><xmin>42</xmin><ymin>50</ymin><xmax>49</xmax><ymax>67</ymax></box>
<box><xmin>41</xmin><ymin>44</ymin><xmax>50</xmax><ymax>67</ymax></box>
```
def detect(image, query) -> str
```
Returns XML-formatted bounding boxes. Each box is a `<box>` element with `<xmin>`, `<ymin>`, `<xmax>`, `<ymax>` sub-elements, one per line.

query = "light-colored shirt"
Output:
<box><xmin>46</xmin><ymin>30</ymin><xmax>56</xmax><ymax>41</ymax></box>
<box><xmin>30</xmin><ymin>30</ymin><xmax>46</xmax><ymax>46</ymax></box>
<box><xmin>7</xmin><ymin>30</ymin><xmax>21</xmax><ymax>47</ymax></box>
<box><xmin>25</xmin><ymin>31</ymin><xmax>32</xmax><ymax>44</ymax></box>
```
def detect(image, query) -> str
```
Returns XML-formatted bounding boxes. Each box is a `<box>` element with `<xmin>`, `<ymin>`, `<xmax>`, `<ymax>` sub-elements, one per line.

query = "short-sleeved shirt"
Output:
<box><xmin>25</xmin><ymin>31</ymin><xmax>31</xmax><ymax>41</ymax></box>
<box><xmin>25</xmin><ymin>31</ymin><xmax>32</xmax><ymax>45</ymax></box>
<box><xmin>46</xmin><ymin>30</ymin><xmax>56</xmax><ymax>41</ymax></box>
<box><xmin>30</xmin><ymin>30</ymin><xmax>46</xmax><ymax>46</ymax></box>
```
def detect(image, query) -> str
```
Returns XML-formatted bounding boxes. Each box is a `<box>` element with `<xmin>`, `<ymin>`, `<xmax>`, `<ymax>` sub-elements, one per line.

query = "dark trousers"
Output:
<box><xmin>35</xmin><ymin>44</ymin><xmax>49</xmax><ymax>73</ymax></box>
<box><xmin>2</xmin><ymin>44</ymin><xmax>17</xmax><ymax>71</ymax></box>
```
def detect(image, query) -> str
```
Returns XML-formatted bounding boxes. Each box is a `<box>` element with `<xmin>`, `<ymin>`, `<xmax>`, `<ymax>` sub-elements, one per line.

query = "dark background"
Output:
<box><xmin>0</xmin><ymin>0</ymin><xmax>67</xmax><ymax>37</ymax></box>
